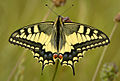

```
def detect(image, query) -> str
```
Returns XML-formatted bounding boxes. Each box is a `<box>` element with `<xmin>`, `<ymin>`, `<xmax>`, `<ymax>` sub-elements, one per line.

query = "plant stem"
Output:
<box><xmin>7</xmin><ymin>50</ymin><xmax>26</xmax><ymax>81</ymax></box>
<box><xmin>91</xmin><ymin>22</ymin><xmax>119</xmax><ymax>81</ymax></box>
<box><xmin>52</xmin><ymin>59</ymin><xmax>59</xmax><ymax>81</ymax></box>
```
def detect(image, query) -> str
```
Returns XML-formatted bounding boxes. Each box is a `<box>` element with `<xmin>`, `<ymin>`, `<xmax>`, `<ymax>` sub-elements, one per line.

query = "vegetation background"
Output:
<box><xmin>0</xmin><ymin>0</ymin><xmax>120</xmax><ymax>81</ymax></box>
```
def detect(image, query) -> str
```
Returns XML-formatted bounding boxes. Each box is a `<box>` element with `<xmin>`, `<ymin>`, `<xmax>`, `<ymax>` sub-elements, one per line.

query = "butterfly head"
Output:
<box><xmin>58</xmin><ymin>15</ymin><xmax>72</xmax><ymax>23</ymax></box>
<box><xmin>61</xmin><ymin>16</ymin><xmax>72</xmax><ymax>22</ymax></box>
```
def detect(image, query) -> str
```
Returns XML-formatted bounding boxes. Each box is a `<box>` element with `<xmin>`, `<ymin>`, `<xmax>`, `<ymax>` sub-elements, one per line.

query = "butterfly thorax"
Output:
<box><xmin>53</xmin><ymin>16</ymin><xmax>65</xmax><ymax>52</ymax></box>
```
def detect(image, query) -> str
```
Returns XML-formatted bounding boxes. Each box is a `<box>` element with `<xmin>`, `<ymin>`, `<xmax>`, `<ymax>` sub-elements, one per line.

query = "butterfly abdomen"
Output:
<box><xmin>56</xmin><ymin>17</ymin><xmax>60</xmax><ymax>52</ymax></box>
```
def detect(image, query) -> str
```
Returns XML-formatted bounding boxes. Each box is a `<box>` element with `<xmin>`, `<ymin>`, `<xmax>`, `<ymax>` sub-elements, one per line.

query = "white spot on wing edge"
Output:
<box><xmin>106</xmin><ymin>40</ymin><xmax>109</xmax><ymax>43</ymax></box>
<box><xmin>10</xmin><ymin>38</ymin><xmax>13</xmax><ymax>41</ymax></box>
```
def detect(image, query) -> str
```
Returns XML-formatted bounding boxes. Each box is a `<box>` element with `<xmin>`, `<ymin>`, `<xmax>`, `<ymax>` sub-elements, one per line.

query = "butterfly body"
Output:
<box><xmin>9</xmin><ymin>16</ymin><xmax>110</xmax><ymax>75</ymax></box>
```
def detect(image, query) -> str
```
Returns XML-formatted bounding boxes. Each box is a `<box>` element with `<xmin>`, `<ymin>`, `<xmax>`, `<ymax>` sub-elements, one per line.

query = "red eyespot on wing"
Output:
<box><xmin>53</xmin><ymin>54</ymin><xmax>58</xmax><ymax>59</ymax></box>
<box><xmin>59</xmin><ymin>54</ymin><xmax>63</xmax><ymax>59</ymax></box>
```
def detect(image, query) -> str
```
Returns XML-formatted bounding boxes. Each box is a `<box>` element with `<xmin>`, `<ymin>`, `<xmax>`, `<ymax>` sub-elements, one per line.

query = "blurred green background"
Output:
<box><xmin>0</xmin><ymin>0</ymin><xmax>120</xmax><ymax>81</ymax></box>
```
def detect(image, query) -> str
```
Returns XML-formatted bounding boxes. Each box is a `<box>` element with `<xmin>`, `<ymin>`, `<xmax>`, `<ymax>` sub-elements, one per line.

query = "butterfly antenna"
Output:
<box><xmin>45</xmin><ymin>4</ymin><xmax>58</xmax><ymax>16</ymax></box>
<box><xmin>60</xmin><ymin>4</ymin><xmax>74</xmax><ymax>16</ymax></box>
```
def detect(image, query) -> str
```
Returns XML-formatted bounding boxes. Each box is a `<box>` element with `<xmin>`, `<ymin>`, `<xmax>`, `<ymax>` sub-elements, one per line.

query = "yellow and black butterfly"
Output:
<box><xmin>9</xmin><ymin>15</ymin><xmax>110</xmax><ymax>75</ymax></box>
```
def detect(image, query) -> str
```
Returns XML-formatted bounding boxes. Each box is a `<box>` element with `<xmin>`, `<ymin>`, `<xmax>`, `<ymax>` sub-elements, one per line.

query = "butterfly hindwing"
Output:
<box><xmin>9</xmin><ymin>22</ymin><xmax>56</xmax><ymax>69</ymax></box>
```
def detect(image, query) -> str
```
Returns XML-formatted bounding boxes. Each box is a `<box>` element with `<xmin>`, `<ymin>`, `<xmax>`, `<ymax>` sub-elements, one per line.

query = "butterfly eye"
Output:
<box><xmin>53</xmin><ymin>53</ymin><xmax>58</xmax><ymax>59</ymax></box>
<box><xmin>58</xmin><ymin>54</ymin><xmax>63</xmax><ymax>59</ymax></box>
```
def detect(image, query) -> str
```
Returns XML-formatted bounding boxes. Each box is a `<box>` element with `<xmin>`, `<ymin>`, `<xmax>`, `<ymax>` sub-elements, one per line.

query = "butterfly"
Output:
<box><xmin>9</xmin><ymin>15</ymin><xmax>110</xmax><ymax>75</ymax></box>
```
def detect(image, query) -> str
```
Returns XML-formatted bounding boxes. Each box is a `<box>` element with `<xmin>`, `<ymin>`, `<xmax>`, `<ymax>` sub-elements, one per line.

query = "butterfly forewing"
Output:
<box><xmin>9</xmin><ymin>22</ymin><xmax>56</xmax><ymax>68</ymax></box>
<box><xmin>63</xmin><ymin>22</ymin><xmax>110</xmax><ymax>49</ymax></box>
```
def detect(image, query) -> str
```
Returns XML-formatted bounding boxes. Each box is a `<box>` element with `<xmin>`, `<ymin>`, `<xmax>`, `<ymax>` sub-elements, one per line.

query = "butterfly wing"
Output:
<box><xmin>61</xmin><ymin>22</ymin><xmax>110</xmax><ymax>75</ymax></box>
<box><xmin>9</xmin><ymin>22</ymin><xmax>56</xmax><ymax>70</ymax></box>
<box><xmin>9</xmin><ymin>20</ymin><xmax>110</xmax><ymax>75</ymax></box>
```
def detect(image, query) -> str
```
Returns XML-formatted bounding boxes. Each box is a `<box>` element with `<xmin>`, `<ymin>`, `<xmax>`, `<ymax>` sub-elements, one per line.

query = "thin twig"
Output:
<box><xmin>14</xmin><ymin>54</ymin><xmax>25</xmax><ymax>81</ymax></box>
<box><xmin>92</xmin><ymin>22</ymin><xmax>119</xmax><ymax>81</ymax></box>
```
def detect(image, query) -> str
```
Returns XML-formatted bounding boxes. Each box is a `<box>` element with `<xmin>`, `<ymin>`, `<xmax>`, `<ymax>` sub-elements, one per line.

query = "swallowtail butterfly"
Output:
<box><xmin>9</xmin><ymin>16</ymin><xmax>110</xmax><ymax>75</ymax></box>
